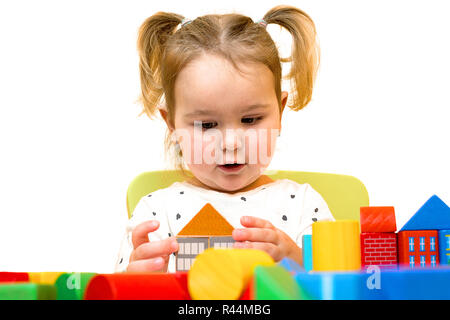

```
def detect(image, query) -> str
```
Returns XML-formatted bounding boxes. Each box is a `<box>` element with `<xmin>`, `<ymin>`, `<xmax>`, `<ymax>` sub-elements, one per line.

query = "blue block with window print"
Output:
<box><xmin>439</xmin><ymin>230</ymin><xmax>450</xmax><ymax>266</ymax></box>
<box><xmin>400</xmin><ymin>195</ymin><xmax>450</xmax><ymax>231</ymax></box>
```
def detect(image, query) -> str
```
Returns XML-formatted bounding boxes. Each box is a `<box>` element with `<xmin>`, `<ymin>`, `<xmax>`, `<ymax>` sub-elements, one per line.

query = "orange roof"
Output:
<box><xmin>177</xmin><ymin>203</ymin><xmax>234</xmax><ymax>236</ymax></box>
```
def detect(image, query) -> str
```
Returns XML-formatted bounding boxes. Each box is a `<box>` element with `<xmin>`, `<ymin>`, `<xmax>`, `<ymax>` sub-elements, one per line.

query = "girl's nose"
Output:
<box><xmin>220</xmin><ymin>129</ymin><xmax>243</xmax><ymax>151</ymax></box>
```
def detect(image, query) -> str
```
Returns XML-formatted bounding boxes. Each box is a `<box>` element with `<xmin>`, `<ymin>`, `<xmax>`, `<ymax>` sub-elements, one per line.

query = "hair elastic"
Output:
<box><xmin>256</xmin><ymin>19</ymin><xmax>268</xmax><ymax>28</ymax></box>
<box><xmin>181</xmin><ymin>18</ymin><xmax>193</xmax><ymax>27</ymax></box>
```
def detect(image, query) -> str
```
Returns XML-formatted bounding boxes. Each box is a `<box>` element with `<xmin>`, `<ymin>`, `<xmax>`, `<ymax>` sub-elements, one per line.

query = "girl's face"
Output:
<box><xmin>167</xmin><ymin>53</ymin><xmax>287</xmax><ymax>193</ymax></box>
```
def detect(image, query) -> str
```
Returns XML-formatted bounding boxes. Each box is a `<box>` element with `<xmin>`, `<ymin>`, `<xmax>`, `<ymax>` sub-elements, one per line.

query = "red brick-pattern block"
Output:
<box><xmin>360</xmin><ymin>232</ymin><xmax>398</xmax><ymax>269</ymax></box>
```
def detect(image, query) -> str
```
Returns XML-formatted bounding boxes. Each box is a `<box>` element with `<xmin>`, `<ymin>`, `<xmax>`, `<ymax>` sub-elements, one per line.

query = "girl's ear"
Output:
<box><xmin>280</xmin><ymin>91</ymin><xmax>289</xmax><ymax>118</ymax></box>
<box><xmin>159</xmin><ymin>107</ymin><xmax>175</xmax><ymax>132</ymax></box>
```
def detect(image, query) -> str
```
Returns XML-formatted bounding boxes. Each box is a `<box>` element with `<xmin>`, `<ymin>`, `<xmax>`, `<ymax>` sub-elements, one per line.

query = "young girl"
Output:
<box><xmin>115</xmin><ymin>5</ymin><xmax>334</xmax><ymax>273</ymax></box>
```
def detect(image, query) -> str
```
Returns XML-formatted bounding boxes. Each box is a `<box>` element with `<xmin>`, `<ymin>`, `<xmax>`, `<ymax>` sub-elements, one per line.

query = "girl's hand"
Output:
<box><xmin>232</xmin><ymin>216</ymin><xmax>302</xmax><ymax>266</ymax></box>
<box><xmin>126</xmin><ymin>220</ymin><xmax>179</xmax><ymax>272</ymax></box>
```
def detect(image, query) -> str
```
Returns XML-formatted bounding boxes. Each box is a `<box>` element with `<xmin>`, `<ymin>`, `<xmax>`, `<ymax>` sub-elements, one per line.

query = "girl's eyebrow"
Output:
<box><xmin>183</xmin><ymin>104</ymin><xmax>270</xmax><ymax>119</ymax></box>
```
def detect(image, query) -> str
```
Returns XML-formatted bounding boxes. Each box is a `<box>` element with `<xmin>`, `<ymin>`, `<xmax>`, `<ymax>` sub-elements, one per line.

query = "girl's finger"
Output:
<box><xmin>131</xmin><ymin>220</ymin><xmax>160</xmax><ymax>249</ymax></box>
<box><xmin>240</xmin><ymin>216</ymin><xmax>275</xmax><ymax>229</ymax></box>
<box><xmin>131</xmin><ymin>237</ymin><xmax>178</xmax><ymax>261</ymax></box>
<box><xmin>234</xmin><ymin>241</ymin><xmax>281</xmax><ymax>261</ymax></box>
<box><xmin>126</xmin><ymin>256</ymin><xmax>169</xmax><ymax>273</ymax></box>
<box><xmin>232</xmin><ymin>227</ymin><xmax>278</xmax><ymax>244</ymax></box>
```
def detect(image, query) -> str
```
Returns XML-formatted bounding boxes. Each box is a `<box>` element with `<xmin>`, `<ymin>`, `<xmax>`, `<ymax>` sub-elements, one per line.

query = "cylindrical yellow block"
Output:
<box><xmin>312</xmin><ymin>220</ymin><xmax>361</xmax><ymax>271</ymax></box>
<box><xmin>188</xmin><ymin>248</ymin><xmax>274</xmax><ymax>300</ymax></box>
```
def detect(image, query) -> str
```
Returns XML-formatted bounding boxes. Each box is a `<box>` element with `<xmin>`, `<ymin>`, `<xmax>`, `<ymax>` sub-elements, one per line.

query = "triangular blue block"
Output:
<box><xmin>400</xmin><ymin>195</ymin><xmax>450</xmax><ymax>231</ymax></box>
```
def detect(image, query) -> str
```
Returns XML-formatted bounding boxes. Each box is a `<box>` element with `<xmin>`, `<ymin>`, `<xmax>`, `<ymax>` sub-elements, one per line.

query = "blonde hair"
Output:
<box><xmin>136</xmin><ymin>5</ymin><xmax>320</xmax><ymax>176</ymax></box>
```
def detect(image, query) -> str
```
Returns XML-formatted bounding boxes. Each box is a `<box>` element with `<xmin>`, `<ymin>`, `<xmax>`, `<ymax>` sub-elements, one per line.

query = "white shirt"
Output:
<box><xmin>115</xmin><ymin>179</ymin><xmax>335</xmax><ymax>273</ymax></box>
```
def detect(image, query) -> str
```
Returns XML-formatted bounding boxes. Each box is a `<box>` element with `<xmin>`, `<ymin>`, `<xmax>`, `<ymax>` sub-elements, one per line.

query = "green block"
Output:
<box><xmin>253</xmin><ymin>265</ymin><xmax>312</xmax><ymax>300</ymax></box>
<box><xmin>0</xmin><ymin>283</ymin><xmax>56</xmax><ymax>300</ymax></box>
<box><xmin>55</xmin><ymin>272</ymin><xmax>97</xmax><ymax>300</ymax></box>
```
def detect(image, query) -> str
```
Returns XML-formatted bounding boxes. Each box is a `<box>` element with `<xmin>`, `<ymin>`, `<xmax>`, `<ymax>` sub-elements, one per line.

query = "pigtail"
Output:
<box><xmin>263</xmin><ymin>5</ymin><xmax>320</xmax><ymax>111</ymax></box>
<box><xmin>136</xmin><ymin>12</ymin><xmax>184</xmax><ymax>119</ymax></box>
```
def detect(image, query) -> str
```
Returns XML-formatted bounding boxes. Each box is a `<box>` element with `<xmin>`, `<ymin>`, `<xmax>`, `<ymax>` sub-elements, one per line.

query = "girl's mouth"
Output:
<box><xmin>217</xmin><ymin>163</ymin><xmax>246</xmax><ymax>173</ymax></box>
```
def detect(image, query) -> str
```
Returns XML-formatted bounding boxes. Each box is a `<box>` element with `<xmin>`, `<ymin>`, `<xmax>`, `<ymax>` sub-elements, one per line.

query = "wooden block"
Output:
<box><xmin>360</xmin><ymin>206</ymin><xmax>396</xmax><ymax>232</ymax></box>
<box><xmin>360</xmin><ymin>232</ymin><xmax>397</xmax><ymax>269</ymax></box>
<box><xmin>28</xmin><ymin>272</ymin><xmax>64</xmax><ymax>285</ymax></box>
<box><xmin>187</xmin><ymin>248</ymin><xmax>274</xmax><ymax>300</ymax></box>
<box><xmin>312</xmin><ymin>220</ymin><xmax>361</xmax><ymax>272</ymax></box>
<box><xmin>302</xmin><ymin>235</ymin><xmax>313</xmax><ymax>271</ymax></box>
<box><xmin>84</xmin><ymin>272</ymin><xmax>190</xmax><ymax>300</ymax></box>
<box><xmin>0</xmin><ymin>283</ymin><xmax>56</xmax><ymax>300</ymax></box>
<box><xmin>252</xmin><ymin>265</ymin><xmax>310</xmax><ymax>300</ymax></box>
<box><xmin>0</xmin><ymin>272</ymin><xmax>29</xmax><ymax>283</ymax></box>
<box><xmin>397</xmin><ymin>230</ymin><xmax>439</xmax><ymax>269</ymax></box>
<box><xmin>55</xmin><ymin>272</ymin><xmax>97</xmax><ymax>300</ymax></box>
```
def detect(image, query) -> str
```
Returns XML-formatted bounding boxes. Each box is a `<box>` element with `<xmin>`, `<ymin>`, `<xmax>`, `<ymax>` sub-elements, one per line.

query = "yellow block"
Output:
<box><xmin>188</xmin><ymin>248</ymin><xmax>274</xmax><ymax>300</ymax></box>
<box><xmin>28</xmin><ymin>272</ymin><xmax>65</xmax><ymax>284</ymax></box>
<box><xmin>312</xmin><ymin>220</ymin><xmax>361</xmax><ymax>271</ymax></box>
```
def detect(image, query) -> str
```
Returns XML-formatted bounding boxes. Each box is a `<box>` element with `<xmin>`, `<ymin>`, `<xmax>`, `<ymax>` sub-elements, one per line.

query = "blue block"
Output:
<box><xmin>278</xmin><ymin>257</ymin><xmax>305</xmax><ymax>274</ymax></box>
<box><xmin>362</xmin><ymin>267</ymin><xmax>450</xmax><ymax>300</ymax></box>
<box><xmin>294</xmin><ymin>272</ymin><xmax>366</xmax><ymax>300</ymax></box>
<box><xmin>400</xmin><ymin>195</ymin><xmax>450</xmax><ymax>231</ymax></box>
<box><xmin>439</xmin><ymin>230</ymin><xmax>450</xmax><ymax>266</ymax></box>
<box><xmin>302</xmin><ymin>234</ymin><xmax>313</xmax><ymax>272</ymax></box>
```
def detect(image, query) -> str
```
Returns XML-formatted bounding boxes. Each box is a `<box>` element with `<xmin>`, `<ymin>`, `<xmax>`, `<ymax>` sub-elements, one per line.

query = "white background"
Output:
<box><xmin>0</xmin><ymin>0</ymin><xmax>448</xmax><ymax>273</ymax></box>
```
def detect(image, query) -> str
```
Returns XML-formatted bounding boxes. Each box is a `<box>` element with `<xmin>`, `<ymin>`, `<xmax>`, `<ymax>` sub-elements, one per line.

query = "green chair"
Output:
<box><xmin>126</xmin><ymin>170</ymin><xmax>369</xmax><ymax>221</ymax></box>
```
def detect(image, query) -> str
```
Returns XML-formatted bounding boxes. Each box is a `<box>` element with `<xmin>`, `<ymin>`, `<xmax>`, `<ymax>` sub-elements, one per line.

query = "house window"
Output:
<box><xmin>430</xmin><ymin>255</ymin><xmax>437</xmax><ymax>267</ymax></box>
<box><xmin>176</xmin><ymin>237</ymin><xmax>209</xmax><ymax>272</ymax></box>
<box><xmin>184</xmin><ymin>258</ymin><xmax>191</xmax><ymax>270</ymax></box>
<box><xmin>177</xmin><ymin>257</ymin><xmax>184</xmax><ymax>271</ymax></box>
<box><xmin>409</xmin><ymin>256</ymin><xmax>415</xmax><ymax>268</ymax></box>
<box><xmin>409</xmin><ymin>237</ymin><xmax>415</xmax><ymax>252</ymax></box>
<box><xmin>210</xmin><ymin>236</ymin><xmax>235</xmax><ymax>249</ymax></box>
<box><xmin>430</xmin><ymin>237</ymin><xmax>436</xmax><ymax>252</ymax></box>
<box><xmin>184</xmin><ymin>243</ymin><xmax>191</xmax><ymax>255</ymax></box>
<box><xmin>446</xmin><ymin>235</ymin><xmax>450</xmax><ymax>250</ymax></box>
<box><xmin>420</xmin><ymin>255</ymin><xmax>426</xmax><ymax>268</ymax></box>
<box><xmin>419</xmin><ymin>237</ymin><xmax>426</xmax><ymax>252</ymax></box>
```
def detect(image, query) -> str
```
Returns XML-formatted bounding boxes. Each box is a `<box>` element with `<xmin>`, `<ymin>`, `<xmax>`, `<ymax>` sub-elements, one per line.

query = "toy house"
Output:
<box><xmin>438</xmin><ymin>230</ymin><xmax>450</xmax><ymax>265</ymax></box>
<box><xmin>176</xmin><ymin>203</ymin><xmax>235</xmax><ymax>271</ymax></box>
<box><xmin>397</xmin><ymin>195</ymin><xmax>450</xmax><ymax>269</ymax></box>
<box><xmin>359</xmin><ymin>206</ymin><xmax>398</xmax><ymax>269</ymax></box>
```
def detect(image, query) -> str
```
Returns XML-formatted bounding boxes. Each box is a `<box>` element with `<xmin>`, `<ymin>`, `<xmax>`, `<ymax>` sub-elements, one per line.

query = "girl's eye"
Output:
<box><xmin>200</xmin><ymin>122</ymin><xmax>217</xmax><ymax>130</ymax></box>
<box><xmin>242</xmin><ymin>116</ymin><xmax>263</xmax><ymax>124</ymax></box>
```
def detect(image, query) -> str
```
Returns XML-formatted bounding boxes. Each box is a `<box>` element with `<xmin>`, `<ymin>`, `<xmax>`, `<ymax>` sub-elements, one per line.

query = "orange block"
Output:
<box><xmin>360</xmin><ymin>206</ymin><xmax>396</xmax><ymax>233</ymax></box>
<box><xmin>178</xmin><ymin>203</ymin><xmax>233</xmax><ymax>236</ymax></box>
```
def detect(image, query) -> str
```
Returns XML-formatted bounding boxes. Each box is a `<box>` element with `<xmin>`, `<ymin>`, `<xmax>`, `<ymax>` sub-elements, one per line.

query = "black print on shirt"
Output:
<box><xmin>176</xmin><ymin>213</ymin><xmax>181</xmax><ymax>220</ymax></box>
<box><xmin>240</xmin><ymin>197</ymin><xmax>246</xmax><ymax>201</ymax></box>
<box><xmin>282</xmin><ymin>215</ymin><xmax>288</xmax><ymax>221</ymax></box>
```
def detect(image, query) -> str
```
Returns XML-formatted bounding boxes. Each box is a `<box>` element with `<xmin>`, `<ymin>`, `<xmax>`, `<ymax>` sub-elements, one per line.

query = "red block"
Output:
<box><xmin>84</xmin><ymin>272</ymin><xmax>191</xmax><ymax>300</ymax></box>
<box><xmin>360</xmin><ymin>232</ymin><xmax>398</xmax><ymax>269</ymax></box>
<box><xmin>360</xmin><ymin>206</ymin><xmax>397</xmax><ymax>233</ymax></box>
<box><xmin>239</xmin><ymin>276</ymin><xmax>255</xmax><ymax>300</ymax></box>
<box><xmin>0</xmin><ymin>272</ymin><xmax>29</xmax><ymax>283</ymax></box>
<box><xmin>397</xmin><ymin>230</ymin><xmax>439</xmax><ymax>269</ymax></box>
